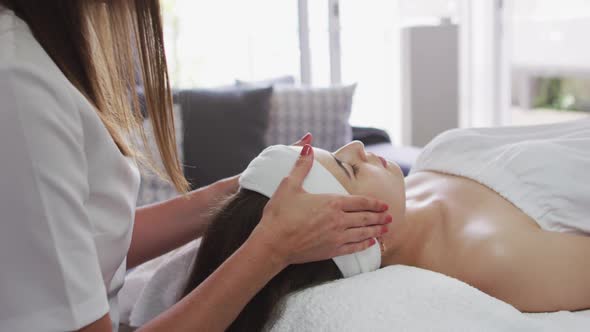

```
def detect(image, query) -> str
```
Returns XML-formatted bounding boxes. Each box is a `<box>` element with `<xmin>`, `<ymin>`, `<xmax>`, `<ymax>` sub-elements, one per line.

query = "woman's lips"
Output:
<box><xmin>378</xmin><ymin>156</ymin><xmax>387</xmax><ymax>168</ymax></box>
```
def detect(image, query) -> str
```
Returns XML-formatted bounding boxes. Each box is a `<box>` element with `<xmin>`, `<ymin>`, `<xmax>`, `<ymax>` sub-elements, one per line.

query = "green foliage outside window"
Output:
<box><xmin>534</xmin><ymin>77</ymin><xmax>590</xmax><ymax>112</ymax></box>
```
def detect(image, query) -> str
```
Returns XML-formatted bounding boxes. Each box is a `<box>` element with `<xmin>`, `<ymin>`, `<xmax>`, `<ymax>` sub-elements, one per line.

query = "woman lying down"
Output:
<box><xmin>182</xmin><ymin>120</ymin><xmax>590</xmax><ymax>331</ymax></box>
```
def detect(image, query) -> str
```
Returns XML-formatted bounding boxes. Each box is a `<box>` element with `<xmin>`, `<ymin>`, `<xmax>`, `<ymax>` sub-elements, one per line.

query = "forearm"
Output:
<box><xmin>128</xmin><ymin>177</ymin><xmax>237</xmax><ymax>268</ymax></box>
<box><xmin>137</xmin><ymin>231</ymin><xmax>285</xmax><ymax>331</ymax></box>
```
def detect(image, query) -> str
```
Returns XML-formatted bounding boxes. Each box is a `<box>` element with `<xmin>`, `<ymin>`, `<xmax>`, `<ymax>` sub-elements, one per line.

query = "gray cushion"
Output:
<box><xmin>177</xmin><ymin>86</ymin><xmax>273</xmax><ymax>189</ymax></box>
<box><xmin>235</xmin><ymin>75</ymin><xmax>295</xmax><ymax>87</ymax></box>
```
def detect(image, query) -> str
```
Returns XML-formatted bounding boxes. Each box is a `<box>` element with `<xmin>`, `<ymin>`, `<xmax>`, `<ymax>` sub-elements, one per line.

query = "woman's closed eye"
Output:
<box><xmin>350</xmin><ymin>163</ymin><xmax>360</xmax><ymax>176</ymax></box>
<box><xmin>332</xmin><ymin>154</ymin><xmax>358</xmax><ymax>179</ymax></box>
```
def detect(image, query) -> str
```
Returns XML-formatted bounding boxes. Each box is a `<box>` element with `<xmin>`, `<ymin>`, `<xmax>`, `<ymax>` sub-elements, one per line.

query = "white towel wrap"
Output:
<box><xmin>239</xmin><ymin>145</ymin><xmax>381</xmax><ymax>278</ymax></box>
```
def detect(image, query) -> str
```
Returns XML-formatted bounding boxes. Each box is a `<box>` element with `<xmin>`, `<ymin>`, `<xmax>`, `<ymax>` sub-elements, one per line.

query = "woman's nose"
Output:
<box><xmin>344</xmin><ymin>140</ymin><xmax>367</xmax><ymax>161</ymax></box>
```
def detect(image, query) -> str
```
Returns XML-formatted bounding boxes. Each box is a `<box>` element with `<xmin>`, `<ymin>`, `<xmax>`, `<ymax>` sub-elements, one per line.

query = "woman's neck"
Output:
<box><xmin>380</xmin><ymin>185</ymin><xmax>445</xmax><ymax>268</ymax></box>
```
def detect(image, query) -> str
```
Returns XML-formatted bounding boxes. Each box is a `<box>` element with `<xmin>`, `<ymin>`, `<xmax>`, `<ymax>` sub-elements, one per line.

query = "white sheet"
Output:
<box><xmin>123</xmin><ymin>242</ymin><xmax>590</xmax><ymax>330</ymax></box>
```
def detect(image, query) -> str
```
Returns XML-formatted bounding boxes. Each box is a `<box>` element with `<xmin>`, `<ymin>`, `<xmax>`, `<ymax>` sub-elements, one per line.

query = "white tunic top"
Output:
<box><xmin>411</xmin><ymin>119</ymin><xmax>590</xmax><ymax>235</ymax></box>
<box><xmin>0</xmin><ymin>8</ymin><xmax>140</xmax><ymax>331</ymax></box>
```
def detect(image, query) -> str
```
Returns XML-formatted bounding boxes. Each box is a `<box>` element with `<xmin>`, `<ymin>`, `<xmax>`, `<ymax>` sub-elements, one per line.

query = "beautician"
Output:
<box><xmin>0</xmin><ymin>1</ymin><xmax>392</xmax><ymax>331</ymax></box>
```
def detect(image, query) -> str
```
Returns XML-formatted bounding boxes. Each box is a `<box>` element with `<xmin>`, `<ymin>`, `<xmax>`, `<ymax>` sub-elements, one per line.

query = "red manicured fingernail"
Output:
<box><xmin>369</xmin><ymin>238</ymin><xmax>376</xmax><ymax>246</ymax></box>
<box><xmin>301</xmin><ymin>144</ymin><xmax>312</xmax><ymax>156</ymax></box>
<box><xmin>381</xmin><ymin>225</ymin><xmax>389</xmax><ymax>233</ymax></box>
<box><xmin>385</xmin><ymin>215</ymin><xmax>393</xmax><ymax>223</ymax></box>
<box><xmin>382</xmin><ymin>204</ymin><xmax>389</xmax><ymax>211</ymax></box>
<box><xmin>301</xmin><ymin>132</ymin><xmax>311</xmax><ymax>141</ymax></box>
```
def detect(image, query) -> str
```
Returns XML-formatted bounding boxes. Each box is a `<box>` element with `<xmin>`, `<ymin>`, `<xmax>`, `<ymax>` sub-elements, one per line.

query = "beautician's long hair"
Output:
<box><xmin>0</xmin><ymin>0</ymin><xmax>188</xmax><ymax>192</ymax></box>
<box><xmin>183</xmin><ymin>189</ymin><xmax>343</xmax><ymax>331</ymax></box>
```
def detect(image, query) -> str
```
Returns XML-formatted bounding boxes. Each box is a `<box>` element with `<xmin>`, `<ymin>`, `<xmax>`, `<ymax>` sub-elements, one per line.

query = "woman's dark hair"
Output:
<box><xmin>183</xmin><ymin>189</ymin><xmax>343</xmax><ymax>331</ymax></box>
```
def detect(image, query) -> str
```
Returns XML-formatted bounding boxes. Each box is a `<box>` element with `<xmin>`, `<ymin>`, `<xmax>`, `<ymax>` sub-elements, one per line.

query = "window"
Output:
<box><xmin>162</xmin><ymin>0</ymin><xmax>300</xmax><ymax>88</ymax></box>
<box><xmin>161</xmin><ymin>0</ymin><xmax>405</xmax><ymax>136</ymax></box>
<box><xmin>339</xmin><ymin>0</ymin><xmax>400</xmax><ymax>133</ymax></box>
<box><xmin>161</xmin><ymin>1</ymin><xmax>470</xmax><ymax>139</ymax></box>
<box><xmin>508</xmin><ymin>0</ymin><xmax>590</xmax><ymax>125</ymax></box>
<box><xmin>306</xmin><ymin>0</ymin><xmax>331</xmax><ymax>86</ymax></box>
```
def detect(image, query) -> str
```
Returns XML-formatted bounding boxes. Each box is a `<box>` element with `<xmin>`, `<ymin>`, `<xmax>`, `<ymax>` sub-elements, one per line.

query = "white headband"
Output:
<box><xmin>239</xmin><ymin>145</ymin><xmax>381</xmax><ymax>278</ymax></box>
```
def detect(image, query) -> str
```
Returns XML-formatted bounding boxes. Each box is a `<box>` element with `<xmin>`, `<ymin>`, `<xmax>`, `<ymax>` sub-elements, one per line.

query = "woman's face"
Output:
<box><xmin>313</xmin><ymin>141</ymin><xmax>406</xmax><ymax>221</ymax></box>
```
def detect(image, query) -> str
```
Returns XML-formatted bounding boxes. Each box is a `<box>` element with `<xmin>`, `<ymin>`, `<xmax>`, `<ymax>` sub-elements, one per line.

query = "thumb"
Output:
<box><xmin>287</xmin><ymin>144</ymin><xmax>314</xmax><ymax>188</ymax></box>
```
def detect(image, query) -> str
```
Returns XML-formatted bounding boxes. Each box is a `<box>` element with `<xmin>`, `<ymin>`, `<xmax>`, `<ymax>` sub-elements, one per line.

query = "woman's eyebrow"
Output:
<box><xmin>331</xmin><ymin>154</ymin><xmax>351</xmax><ymax>179</ymax></box>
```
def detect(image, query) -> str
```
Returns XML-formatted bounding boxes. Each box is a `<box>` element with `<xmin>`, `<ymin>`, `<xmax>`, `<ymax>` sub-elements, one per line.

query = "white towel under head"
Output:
<box><xmin>239</xmin><ymin>145</ymin><xmax>381</xmax><ymax>278</ymax></box>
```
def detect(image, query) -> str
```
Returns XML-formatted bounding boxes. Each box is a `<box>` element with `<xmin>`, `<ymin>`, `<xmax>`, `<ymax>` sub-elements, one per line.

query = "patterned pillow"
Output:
<box><xmin>267</xmin><ymin>84</ymin><xmax>356</xmax><ymax>151</ymax></box>
<box><xmin>136</xmin><ymin>104</ymin><xmax>184</xmax><ymax>207</ymax></box>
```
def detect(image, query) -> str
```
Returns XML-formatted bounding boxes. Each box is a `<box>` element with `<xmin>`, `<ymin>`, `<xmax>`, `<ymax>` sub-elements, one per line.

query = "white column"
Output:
<box><xmin>459</xmin><ymin>0</ymin><xmax>511</xmax><ymax>128</ymax></box>
<box><xmin>328</xmin><ymin>0</ymin><xmax>342</xmax><ymax>84</ymax></box>
<box><xmin>298</xmin><ymin>0</ymin><xmax>312</xmax><ymax>84</ymax></box>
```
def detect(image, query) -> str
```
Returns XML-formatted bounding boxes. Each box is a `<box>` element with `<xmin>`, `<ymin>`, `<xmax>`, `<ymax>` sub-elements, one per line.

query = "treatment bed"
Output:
<box><xmin>119</xmin><ymin>240</ymin><xmax>590</xmax><ymax>331</ymax></box>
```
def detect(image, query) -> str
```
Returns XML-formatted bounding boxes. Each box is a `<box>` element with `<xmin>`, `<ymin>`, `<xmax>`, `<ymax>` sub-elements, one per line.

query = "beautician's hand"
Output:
<box><xmin>250</xmin><ymin>144</ymin><xmax>391</xmax><ymax>266</ymax></box>
<box><xmin>292</xmin><ymin>132</ymin><xmax>313</xmax><ymax>147</ymax></box>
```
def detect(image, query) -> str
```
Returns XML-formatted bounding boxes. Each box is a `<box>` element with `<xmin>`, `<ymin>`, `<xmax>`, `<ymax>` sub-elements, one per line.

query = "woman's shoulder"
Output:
<box><xmin>0</xmin><ymin>62</ymin><xmax>85</xmax><ymax>151</ymax></box>
<box><xmin>411</xmin><ymin>127</ymin><xmax>478</xmax><ymax>173</ymax></box>
<box><xmin>0</xmin><ymin>8</ymin><xmax>78</xmax><ymax>112</ymax></box>
<box><xmin>0</xmin><ymin>26</ymin><xmax>87</xmax><ymax>159</ymax></box>
<box><xmin>0</xmin><ymin>63</ymin><xmax>77</xmax><ymax>111</ymax></box>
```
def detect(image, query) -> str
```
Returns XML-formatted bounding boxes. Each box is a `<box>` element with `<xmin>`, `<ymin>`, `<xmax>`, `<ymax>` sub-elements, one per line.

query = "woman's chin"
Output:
<box><xmin>389</xmin><ymin>161</ymin><xmax>404</xmax><ymax>178</ymax></box>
